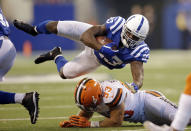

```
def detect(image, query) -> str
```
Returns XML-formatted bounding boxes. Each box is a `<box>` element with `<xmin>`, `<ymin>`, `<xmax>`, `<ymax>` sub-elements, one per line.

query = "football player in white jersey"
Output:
<box><xmin>0</xmin><ymin>8</ymin><xmax>39</xmax><ymax>124</ymax></box>
<box><xmin>13</xmin><ymin>14</ymin><xmax>150</xmax><ymax>92</ymax></box>
<box><xmin>59</xmin><ymin>78</ymin><xmax>178</xmax><ymax>128</ymax></box>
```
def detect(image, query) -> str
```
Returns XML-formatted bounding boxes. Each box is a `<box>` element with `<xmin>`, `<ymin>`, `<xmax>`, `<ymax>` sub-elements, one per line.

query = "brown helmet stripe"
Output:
<box><xmin>76</xmin><ymin>78</ymin><xmax>92</xmax><ymax>105</ymax></box>
<box><xmin>75</xmin><ymin>78</ymin><xmax>87</xmax><ymax>103</ymax></box>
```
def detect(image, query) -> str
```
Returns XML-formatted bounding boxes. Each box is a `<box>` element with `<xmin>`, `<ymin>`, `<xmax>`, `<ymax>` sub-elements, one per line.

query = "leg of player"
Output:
<box><xmin>144</xmin><ymin>73</ymin><xmax>191</xmax><ymax>131</ymax></box>
<box><xmin>34</xmin><ymin>46</ymin><xmax>100</xmax><ymax>79</ymax></box>
<box><xmin>144</xmin><ymin>91</ymin><xmax>177</xmax><ymax>125</ymax></box>
<box><xmin>0</xmin><ymin>91</ymin><xmax>39</xmax><ymax>124</ymax></box>
<box><xmin>171</xmin><ymin>73</ymin><xmax>191</xmax><ymax>131</ymax></box>
<box><xmin>59</xmin><ymin>47</ymin><xmax>101</xmax><ymax>79</ymax></box>
<box><xmin>0</xmin><ymin>38</ymin><xmax>16</xmax><ymax>81</ymax></box>
<box><xmin>14</xmin><ymin>20</ymin><xmax>92</xmax><ymax>42</ymax></box>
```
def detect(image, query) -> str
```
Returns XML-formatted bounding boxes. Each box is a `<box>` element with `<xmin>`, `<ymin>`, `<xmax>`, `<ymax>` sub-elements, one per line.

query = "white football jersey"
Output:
<box><xmin>93</xmin><ymin>80</ymin><xmax>146</xmax><ymax>123</ymax></box>
<box><xmin>78</xmin><ymin>80</ymin><xmax>177</xmax><ymax>125</ymax></box>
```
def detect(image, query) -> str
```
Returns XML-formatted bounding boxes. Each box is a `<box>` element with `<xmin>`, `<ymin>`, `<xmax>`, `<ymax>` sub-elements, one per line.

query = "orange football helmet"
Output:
<box><xmin>74</xmin><ymin>78</ymin><xmax>102</xmax><ymax>111</ymax></box>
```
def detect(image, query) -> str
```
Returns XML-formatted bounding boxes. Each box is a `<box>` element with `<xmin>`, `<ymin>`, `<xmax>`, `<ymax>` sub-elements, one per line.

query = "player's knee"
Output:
<box><xmin>59</xmin><ymin>71</ymin><xmax>67</xmax><ymax>79</ymax></box>
<box><xmin>46</xmin><ymin>21</ymin><xmax>58</xmax><ymax>34</ymax></box>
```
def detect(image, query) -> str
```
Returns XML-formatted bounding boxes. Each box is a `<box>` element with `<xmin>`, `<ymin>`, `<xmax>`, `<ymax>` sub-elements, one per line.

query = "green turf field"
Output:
<box><xmin>0</xmin><ymin>50</ymin><xmax>191</xmax><ymax>131</ymax></box>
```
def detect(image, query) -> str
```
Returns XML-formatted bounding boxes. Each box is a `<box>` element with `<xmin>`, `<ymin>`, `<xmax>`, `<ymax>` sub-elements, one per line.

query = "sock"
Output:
<box><xmin>171</xmin><ymin>94</ymin><xmax>191</xmax><ymax>131</ymax></box>
<box><xmin>36</xmin><ymin>20</ymin><xmax>52</xmax><ymax>34</ymax></box>
<box><xmin>0</xmin><ymin>91</ymin><xmax>15</xmax><ymax>104</ymax></box>
<box><xmin>55</xmin><ymin>56</ymin><xmax>68</xmax><ymax>72</ymax></box>
<box><xmin>184</xmin><ymin>73</ymin><xmax>191</xmax><ymax>95</ymax></box>
<box><xmin>14</xmin><ymin>93</ymin><xmax>25</xmax><ymax>104</ymax></box>
<box><xmin>171</xmin><ymin>74</ymin><xmax>191</xmax><ymax>131</ymax></box>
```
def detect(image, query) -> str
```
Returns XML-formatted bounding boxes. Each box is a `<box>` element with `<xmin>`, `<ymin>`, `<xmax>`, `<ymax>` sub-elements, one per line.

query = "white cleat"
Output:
<box><xmin>144</xmin><ymin>121</ymin><xmax>173</xmax><ymax>131</ymax></box>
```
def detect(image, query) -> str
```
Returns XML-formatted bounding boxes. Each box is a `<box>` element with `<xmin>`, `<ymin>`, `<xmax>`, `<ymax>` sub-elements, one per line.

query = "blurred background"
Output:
<box><xmin>1</xmin><ymin>0</ymin><xmax>191</xmax><ymax>54</ymax></box>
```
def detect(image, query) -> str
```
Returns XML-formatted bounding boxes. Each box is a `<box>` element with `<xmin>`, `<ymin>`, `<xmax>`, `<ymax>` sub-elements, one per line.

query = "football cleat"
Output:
<box><xmin>22</xmin><ymin>91</ymin><xmax>40</xmax><ymax>124</ymax></box>
<box><xmin>13</xmin><ymin>19</ymin><xmax>38</xmax><ymax>36</ymax></box>
<box><xmin>144</xmin><ymin>121</ymin><xmax>173</xmax><ymax>131</ymax></box>
<box><xmin>34</xmin><ymin>47</ymin><xmax>62</xmax><ymax>64</ymax></box>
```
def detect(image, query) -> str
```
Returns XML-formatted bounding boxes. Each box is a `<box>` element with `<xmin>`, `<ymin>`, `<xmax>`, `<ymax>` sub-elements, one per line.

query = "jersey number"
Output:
<box><xmin>104</xmin><ymin>86</ymin><xmax>112</xmax><ymax>98</ymax></box>
<box><xmin>99</xmin><ymin>53</ymin><xmax>123</xmax><ymax>66</ymax></box>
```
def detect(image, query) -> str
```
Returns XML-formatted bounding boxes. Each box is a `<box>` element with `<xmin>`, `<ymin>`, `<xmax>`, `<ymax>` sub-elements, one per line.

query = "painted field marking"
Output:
<box><xmin>2</xmin><ymin>73</ymin><xmax>111</xmax><ymax>84</ymax></box>
<box><xmin>0</xmin><ymin>115</ymin><xmax>103</xmax><ymax>121</ymax></box>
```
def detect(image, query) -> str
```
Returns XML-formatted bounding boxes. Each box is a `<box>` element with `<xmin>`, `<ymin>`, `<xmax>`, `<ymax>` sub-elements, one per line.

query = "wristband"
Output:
<box><xmin>90</xmin><ymin>121</ymin><xmax>100</xmax><ymax>127</ymax></box>
<box><xmin>131</xmin><ymin>83</ymin><xmax>139</xmax><ymax>91</ymax></box>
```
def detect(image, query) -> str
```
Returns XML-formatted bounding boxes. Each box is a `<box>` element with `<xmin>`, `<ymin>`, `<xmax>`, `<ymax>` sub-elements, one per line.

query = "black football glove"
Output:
<box><xmin>13</xmin><ymin>20</ymin><xmax>38</xmax><ymax>36</ymax></box>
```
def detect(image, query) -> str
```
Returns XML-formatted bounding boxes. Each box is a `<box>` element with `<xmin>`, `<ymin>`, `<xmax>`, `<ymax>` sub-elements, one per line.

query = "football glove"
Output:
<box><xmin>125</xmin><ymin>82</ymin><xmax>139</xmax><ymax>94</ymax></box>
<box><xmin>69</xmin><ymin>115</ymin><xmax>90</xmax><ymax>128</ymax></box>
<box><xmin>99</xmin><ymin>42</ymin><xmax>119</xmax><ymax>63</ymax></box>
<box><xmin>13</xmin><ymin>20</ymin><xmax>38</xmax><ymax>36</ymax></box>
<box><xmin>59</xmin><ymin>120</ymin><xmax>73</xmax><ymax>128</ymax></box>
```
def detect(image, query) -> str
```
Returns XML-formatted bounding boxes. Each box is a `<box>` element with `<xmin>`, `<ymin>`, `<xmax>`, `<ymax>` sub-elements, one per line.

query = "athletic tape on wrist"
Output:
<box><xmin>90</xmin><ymin>121</ymin><xmax>100</xmax><ymax>127</ymax></box>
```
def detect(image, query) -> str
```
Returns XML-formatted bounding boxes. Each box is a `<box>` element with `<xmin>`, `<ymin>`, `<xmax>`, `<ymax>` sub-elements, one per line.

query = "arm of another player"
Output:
<box><xmin>68</xmin><ymin>103</ymin><xmax>124</xmax><ymax>128</ymax></box>
<box><xmin>99</xmin><ymin>102</ymin><xmax>125</xmax><ymax>127</ymax></box>
<box><xmin>130</xmin><ymin>61</ymin><xmax>144</xmax><ymax>90</ymax></box>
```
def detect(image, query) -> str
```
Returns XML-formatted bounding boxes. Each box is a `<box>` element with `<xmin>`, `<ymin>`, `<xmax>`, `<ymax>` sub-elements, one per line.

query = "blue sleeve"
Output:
<box><xmin>130</xmin><ymin>43</ymin><xmax>150</xmax><ymax>63</ymax></box>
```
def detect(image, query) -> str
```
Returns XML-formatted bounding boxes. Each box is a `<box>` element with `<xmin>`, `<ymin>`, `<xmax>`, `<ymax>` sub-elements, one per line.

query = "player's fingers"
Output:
<box><xmin>69</xmin><ymin>115</ymin><xmax>80</xmax><ymax>120</ymax></box>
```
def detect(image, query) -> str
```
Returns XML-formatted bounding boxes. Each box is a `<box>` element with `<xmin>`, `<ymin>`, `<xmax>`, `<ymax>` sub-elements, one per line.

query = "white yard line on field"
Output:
<box><xmin>0</xmin><ymin>115</ymin><xmax>103</xmax><ymax>121</ymax></box>
<box><xmin>0</xmin><ymin>105</ymin><xmax>75</xmax><ymax>110</ymax></box>
<box><xmin>2</xmin><ymin>73</ymin><xmax>111</xmax><ymax>84</ymax></box>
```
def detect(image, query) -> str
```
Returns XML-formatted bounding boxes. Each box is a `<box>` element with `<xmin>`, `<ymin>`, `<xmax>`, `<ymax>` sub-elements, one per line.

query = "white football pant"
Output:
<box><xmin>0</xmin><ymin>36</ymin><xmax>16</xmax><ymax>81</ymax></box>
<box><xmin>57</xmin><ymin>21</ymin><xmax>102</xmax><ymax>78</ymax></box>
<box><xmin>144</xmin><ymin>92</ymin><xmax>177</xmax><ymax>125</ymax></box>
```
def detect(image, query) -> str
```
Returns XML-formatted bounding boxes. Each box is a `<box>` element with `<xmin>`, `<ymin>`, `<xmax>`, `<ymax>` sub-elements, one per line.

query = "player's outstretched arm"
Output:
<box><xmin>13</xmin><ymin>20</ymin><xmax>58</xmax><ymax>36</ymax></box>
<box><xmin>130</xmin><ymin>61</ymin><xmax>144</xmax><ymax>91</ymax></box>
<box><xmin>65</xmin><ymin>103</ymin><xmax>124</xmax><ymax>128</ymax></box>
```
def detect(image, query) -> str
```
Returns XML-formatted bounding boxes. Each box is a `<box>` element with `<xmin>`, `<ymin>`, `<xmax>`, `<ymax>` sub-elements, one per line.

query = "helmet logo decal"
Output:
<box><xmin>136</xmin><ymin>17</ymin><xmax>144</xmax><ymax>33</ymax></box>
<box><xmin>92</xmin><ymin>96</ymin><xmax>97</xmax><ymax>105</ymax></box>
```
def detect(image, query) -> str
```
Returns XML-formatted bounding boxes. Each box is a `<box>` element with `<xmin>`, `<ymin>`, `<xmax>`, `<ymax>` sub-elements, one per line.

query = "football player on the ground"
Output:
<box><xmin>59</xmin><ymin>78</ymin><xmax>178</xmax><ymax>128</ymax></box>
<box><xmin>13</xmin><ymin>14</ymin><xmax>150</xmax><ymax>92</ymax></box>
<box><xmin>144</xmin><ymin>73</ymin><xmax>191</xmax><ymax>131</ymax></box>
<box><xmin>0</xmin><ymin>8</ymin><xmax>39</xmax><ymax>124</ymax></box>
